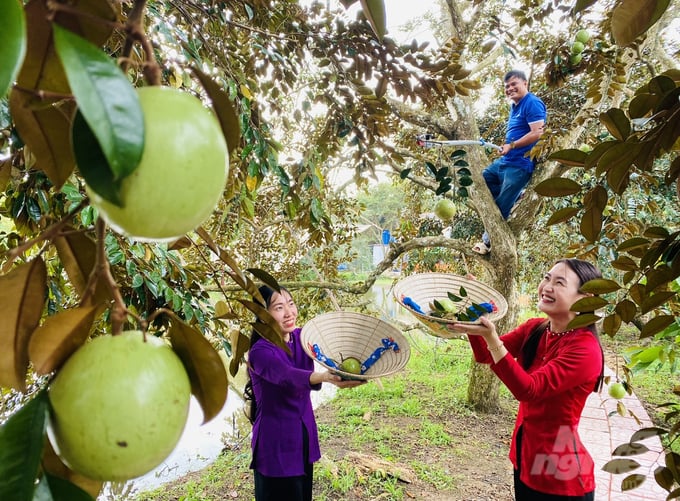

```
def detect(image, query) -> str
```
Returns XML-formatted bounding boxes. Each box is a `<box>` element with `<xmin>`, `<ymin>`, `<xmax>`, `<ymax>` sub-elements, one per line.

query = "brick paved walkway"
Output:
<box><xmin>581</xmin><ymin>368</ymin><xmax>667</xmax><ymax>500</ymax></box>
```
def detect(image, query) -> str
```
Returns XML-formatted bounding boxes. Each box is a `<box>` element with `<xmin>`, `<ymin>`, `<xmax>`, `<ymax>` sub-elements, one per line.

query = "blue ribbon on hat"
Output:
<box><xmin>309</xmin><ymin>337</ymin><xmax>401</xmax><ymax>375</ymax></box>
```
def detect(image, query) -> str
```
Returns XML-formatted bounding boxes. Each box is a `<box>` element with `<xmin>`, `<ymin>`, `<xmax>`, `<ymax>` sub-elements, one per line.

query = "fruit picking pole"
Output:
<box><xmin>416</xmin><ymin>135</ymin><xmax>503</xmax><ymax>152</ymax></box>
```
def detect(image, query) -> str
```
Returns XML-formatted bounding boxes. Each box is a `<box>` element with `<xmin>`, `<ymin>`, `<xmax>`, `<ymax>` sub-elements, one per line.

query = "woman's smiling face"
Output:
<box><xmin>267</xmin><ymin>289</ymin><xmax>298</xmax><ymax>334</ymax></box>
<box><xmin>537</xmin><ymin>261</ymin><xmax>585</xmax><ymax>320</ymax></box>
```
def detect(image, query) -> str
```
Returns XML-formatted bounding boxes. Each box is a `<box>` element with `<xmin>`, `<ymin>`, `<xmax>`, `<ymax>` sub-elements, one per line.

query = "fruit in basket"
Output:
<box><xmin>433</xmin><ymin>298</ymin><xmax>457</xmax><ymax>313</ymax></box>
<box><xmin>339</xmin><ymin>357</ymin><xmax>362</xmax><ymax>374</ymax></box>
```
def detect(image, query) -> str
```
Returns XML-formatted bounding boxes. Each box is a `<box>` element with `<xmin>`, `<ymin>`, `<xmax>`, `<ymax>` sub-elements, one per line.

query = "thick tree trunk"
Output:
<box><xmin>467</xmin><ymin>358</ymin><xmax>501</xmax><ymax>412</ymax></box>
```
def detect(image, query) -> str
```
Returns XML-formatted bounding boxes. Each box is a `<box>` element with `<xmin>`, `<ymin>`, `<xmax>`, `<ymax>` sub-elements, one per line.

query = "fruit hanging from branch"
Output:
<box><xmin>84</xmin><ymin>87</ymin><xmax>230</xmax><ymax>242</ymax></box>
<box><xmin>47</xmin><ymin>331</ymin><xmax>192</xmax><ymax>481</ymax></box>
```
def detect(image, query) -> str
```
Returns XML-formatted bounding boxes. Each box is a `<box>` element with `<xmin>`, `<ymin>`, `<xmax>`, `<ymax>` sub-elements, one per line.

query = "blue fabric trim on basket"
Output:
<box><xmin>308</xmin><ymin>338</ymin><xmax>400</xmax><ymax>375</ymax></box>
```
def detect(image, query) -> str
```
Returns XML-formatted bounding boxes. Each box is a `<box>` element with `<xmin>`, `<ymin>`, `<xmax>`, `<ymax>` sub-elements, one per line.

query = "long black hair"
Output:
<box><xmin>243</xmin><ymin>285</ymin><xmax>283</xmax><ymax>424</ymax></box>
<box><xmin>519</xmin><ymin>259</ymin><xmax>604</xmax><ymax>392</ymax></box>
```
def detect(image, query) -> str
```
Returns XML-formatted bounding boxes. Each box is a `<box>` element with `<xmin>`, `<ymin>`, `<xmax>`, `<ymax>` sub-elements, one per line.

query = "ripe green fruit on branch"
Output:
<box><xmin>339</xmin><ymin>356</ymin><xmax>362</xmax><ymax>375</ymax></box>
<box><xmin>575</xmin><ymin>29</ymin><xmax>591</xmax><ymax>44</ymax></box>
<box><xmin>569</xmin><ymin>53</ymin><xmax>583</xmax><ymax>66</ymax></box>
<box><xmin>608</xmin><ymin>382</ymin><xmax>626</xmax><ymax>400</ymax></box>
<box><xmin>47</xmin><ymin>331</ymin><xmax>191</xmax><ymax>481</ymax></box>
<box><xmin>86</xmin><ymin>87</ymin><xmax>229</xmax><ymax>242</ymax></box>
<box><xmin>434</xmin><ymin>199</ymin><xmax>457</xmax><ymax>221</ymax></box>
<box><xmin>571</xmin><ymin>41</ymin><xmax>585</xmax><ymax>55</ymax></box>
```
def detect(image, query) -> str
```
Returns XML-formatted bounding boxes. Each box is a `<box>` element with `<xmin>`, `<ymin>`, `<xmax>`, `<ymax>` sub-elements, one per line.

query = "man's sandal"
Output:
<box><xmin>472</xmin><ymin>242</ymin><xmax>490</xmax><ymax>255</ymax></box>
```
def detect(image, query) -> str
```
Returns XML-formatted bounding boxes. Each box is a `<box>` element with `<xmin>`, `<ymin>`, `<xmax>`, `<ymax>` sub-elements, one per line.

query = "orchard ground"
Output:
<box><xmin>133</xmin><ymin>327</ymin><xmax>674</xmax><ymax>501</ymax></box>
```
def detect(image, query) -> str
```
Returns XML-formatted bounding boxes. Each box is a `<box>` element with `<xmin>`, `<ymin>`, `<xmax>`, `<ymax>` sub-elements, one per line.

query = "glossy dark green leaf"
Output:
<box><xmin>534</xmin><ymin>177</ymin><xmax>582</xmax><ymax>197</ymax></box>
<box><xmin>585</xmin><ymin>140</ymin><xmax>618</xmax><ymax>170</ymax></box>
<box><xmin>400</xmin><ymin>168</ymin><xmax>412</xmax><ymax>179</ymax></box>
<box><xmin>0</xmin><ymin>0</ymin><xmax>27</xmax><ymax>97</ymax></box>
<box><xmin>71</xmin><ymin>110</ymin><xmax>123</xmax><ymax>205</ymax></box>
<box><xmin>53</xmin><ymin>24</ymin><xmax>143</xmax><ymax>184</ymax></box>
<box><xmin>0</xmin><ymin>390</ymin><xmax>48</xmax><ymax>501</ymax></box>
<box><xmin>34</xmin><ymin>473</ymin><xmax>95</xmax><ymax>501</ymax></box>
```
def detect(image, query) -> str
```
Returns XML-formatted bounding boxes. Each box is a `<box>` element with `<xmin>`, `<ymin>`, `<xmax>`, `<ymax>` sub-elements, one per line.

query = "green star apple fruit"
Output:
<box><xmin>339</xmin><ymin>357</ymin><xmax>362</xmax><ymax>374</ymax></box>
<box><xmin>47</xmin><ymin>330</ymin><xmax>191</xmax><ymax>481</ymax></box>
<box><xmin>433</xmin><ymin>298</ymin><xmax>457</xmax><ymax>313</ymax></box>
<box><xmin>608</xmin><ymin>382</ymin><xmax>626</xmax><ymax>400</ymax></box>
<box><xmin>571</xmin><ymin>41</ymin><xmax>585</xmax><ymax>55</ymax></box>
<box><xmin>86</xmin><ymin>86</ymin><xmax>229</xmax><ymax>242</ymax></box>
<box><xmin>575</xmin><ymin>29</ymin><xmax>590</xmax><ymax>44</ymax></box>
<box><xmin>434</xmin><ymin>199</ymin><xmax>457</xmax><ymax>221</ymax></box>
<box><xmin>570</xmin><ymin>53</ymin><xmax>583</xmax><ymax>65</ymax></box>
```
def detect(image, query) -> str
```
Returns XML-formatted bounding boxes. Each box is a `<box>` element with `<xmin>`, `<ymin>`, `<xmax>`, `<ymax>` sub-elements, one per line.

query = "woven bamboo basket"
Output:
<box><xmin>301</xmin><ymin>311</ymin><xmax>410</xmax><ymax>380</ymax></box>
<box><xmin>392</xmin><ymin>273</ymin><xmax>508</xmax><ymax>339</ymax></box>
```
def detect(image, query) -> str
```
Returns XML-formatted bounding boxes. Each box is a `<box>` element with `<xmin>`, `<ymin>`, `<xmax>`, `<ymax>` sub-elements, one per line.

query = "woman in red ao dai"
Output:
<box><xmin>449</xmin><ymin>259</ymin><xmax>604</xmax><ymax>500</ymax></box>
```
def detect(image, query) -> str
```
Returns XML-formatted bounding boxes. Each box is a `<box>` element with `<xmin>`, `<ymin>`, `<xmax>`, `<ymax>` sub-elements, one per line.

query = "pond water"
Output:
<box><xmin>101</xmin><ymin>283</ymin><xmax>404</xmax><ymax>500</ymax></box>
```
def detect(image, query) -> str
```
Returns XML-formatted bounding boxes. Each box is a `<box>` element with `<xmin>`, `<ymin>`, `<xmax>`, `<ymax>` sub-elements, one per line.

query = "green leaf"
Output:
<box><xmin>358</xmin><ymin>0</ymin><xmax>386</xmax><ymax>40</ymax></box>
<box><xmin>580</xmin><ymin>278</ymin><xmax>621</xmax><ymax>294</ymax></box>
<box><xmin>580</xmin><ymin>206</ymin><xmax>602</xmax><ymax>242</ymax></box>
<box><xmin>246</xmin><ymin>268</ymin><xmax>281</xmax><ymax>292</ymax></box>
<box><xmin>0</xmin><ymin>0</ymin><xmax>27</xmax><ymax>97</ymax></box>
<box><xmin>617</xmin><ymin>237</ymin><xmax>650</xmax><ymax>253</ymax></box>
<box><xmin>34</xmin><ymin>473</ymin><xmax>95</xmax><ymax>501</ymax></box>
<box><xmin>0</xmin><ymin>390</ymin><xmax>48</xmax><ymax>501</ymax></box>
<box><xmin>572</xmin><ymin>0</ymin><xmax>598</xmax><ymax>14</ymax></box>
<box><xmin>71</xmin><ymin>110</ymin><xmax>123</xmax><ymax>205</ymax></box>
<box><xmin>620</xmin><ymin>474</ymin><xmax>647</xmax><ymax>491</ymax></box>
<box><xmin>546</xmin><ymin>207</ymin><xmax>580</xmax><ymax>226</ymax></box>
<box><xmin>566</xmin><ymin>313</ymin><xmax>600</xmax><ymax>330</ymax></box>
<box><xmin>611</xmin><ymin>0</ymin><xmax>672</xmax><ymax>46</ymax></box>
<box><xmin>168</xmin><ymin>315</ymin><xmax>228</xmax><ymax>424</ymax></box>
<box><xmin>631</xmin><ymin>427</ymin><xmax>667</xmax><ymax>442</ymax></box>
<box><xmin>640</xmin><ymin>315</ymin><xmax>675</xmax><ymax>338</ymax></box>
<box><xmin>534</xmin><ymin>177</ymin><xmax>582</xmax><ymax>197</ymax></box>
<box><xmin>53</xmin><ymin>24</ymin><xmax>143</xmax><ymax>188</ymax></box>
<box><xmin>191</xmin><ymin>67</ymin><xmax>241</xmax><ymax>154</ymax></box>
<box><xmin>570</xmin><ymin>296</ymin><xmax>609</xmax><ymax>312</ymax></box>
<box><xmin>547</xmin><ymin>148</ymin><xmax>587</xmax><ymax>166</ymax></box>
<box><xmin>600</xmin><ymin>108</ymin><xmax>630</xmax><ymax>141</ymax></box>
<box><xmin>601</xmin><ymin>458</ymin><xmax>640</xmax><ymax>474</ymax></box>
<box><xmin>615</xmin><ymin>300</ymin><xmax>638</xmax><ymax>323</ymax></box>
<box><xmin>612</xmin><ymin>442</ymin><xmax>650</xmax><ymax>457</ymax></box>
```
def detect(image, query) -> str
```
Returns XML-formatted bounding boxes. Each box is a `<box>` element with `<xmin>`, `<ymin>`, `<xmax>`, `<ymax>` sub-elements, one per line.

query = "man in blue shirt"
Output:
<box><xmin>473</xmin><ymin>70</ymin><xmax>547</xmax><ymax>255</ymax></box>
